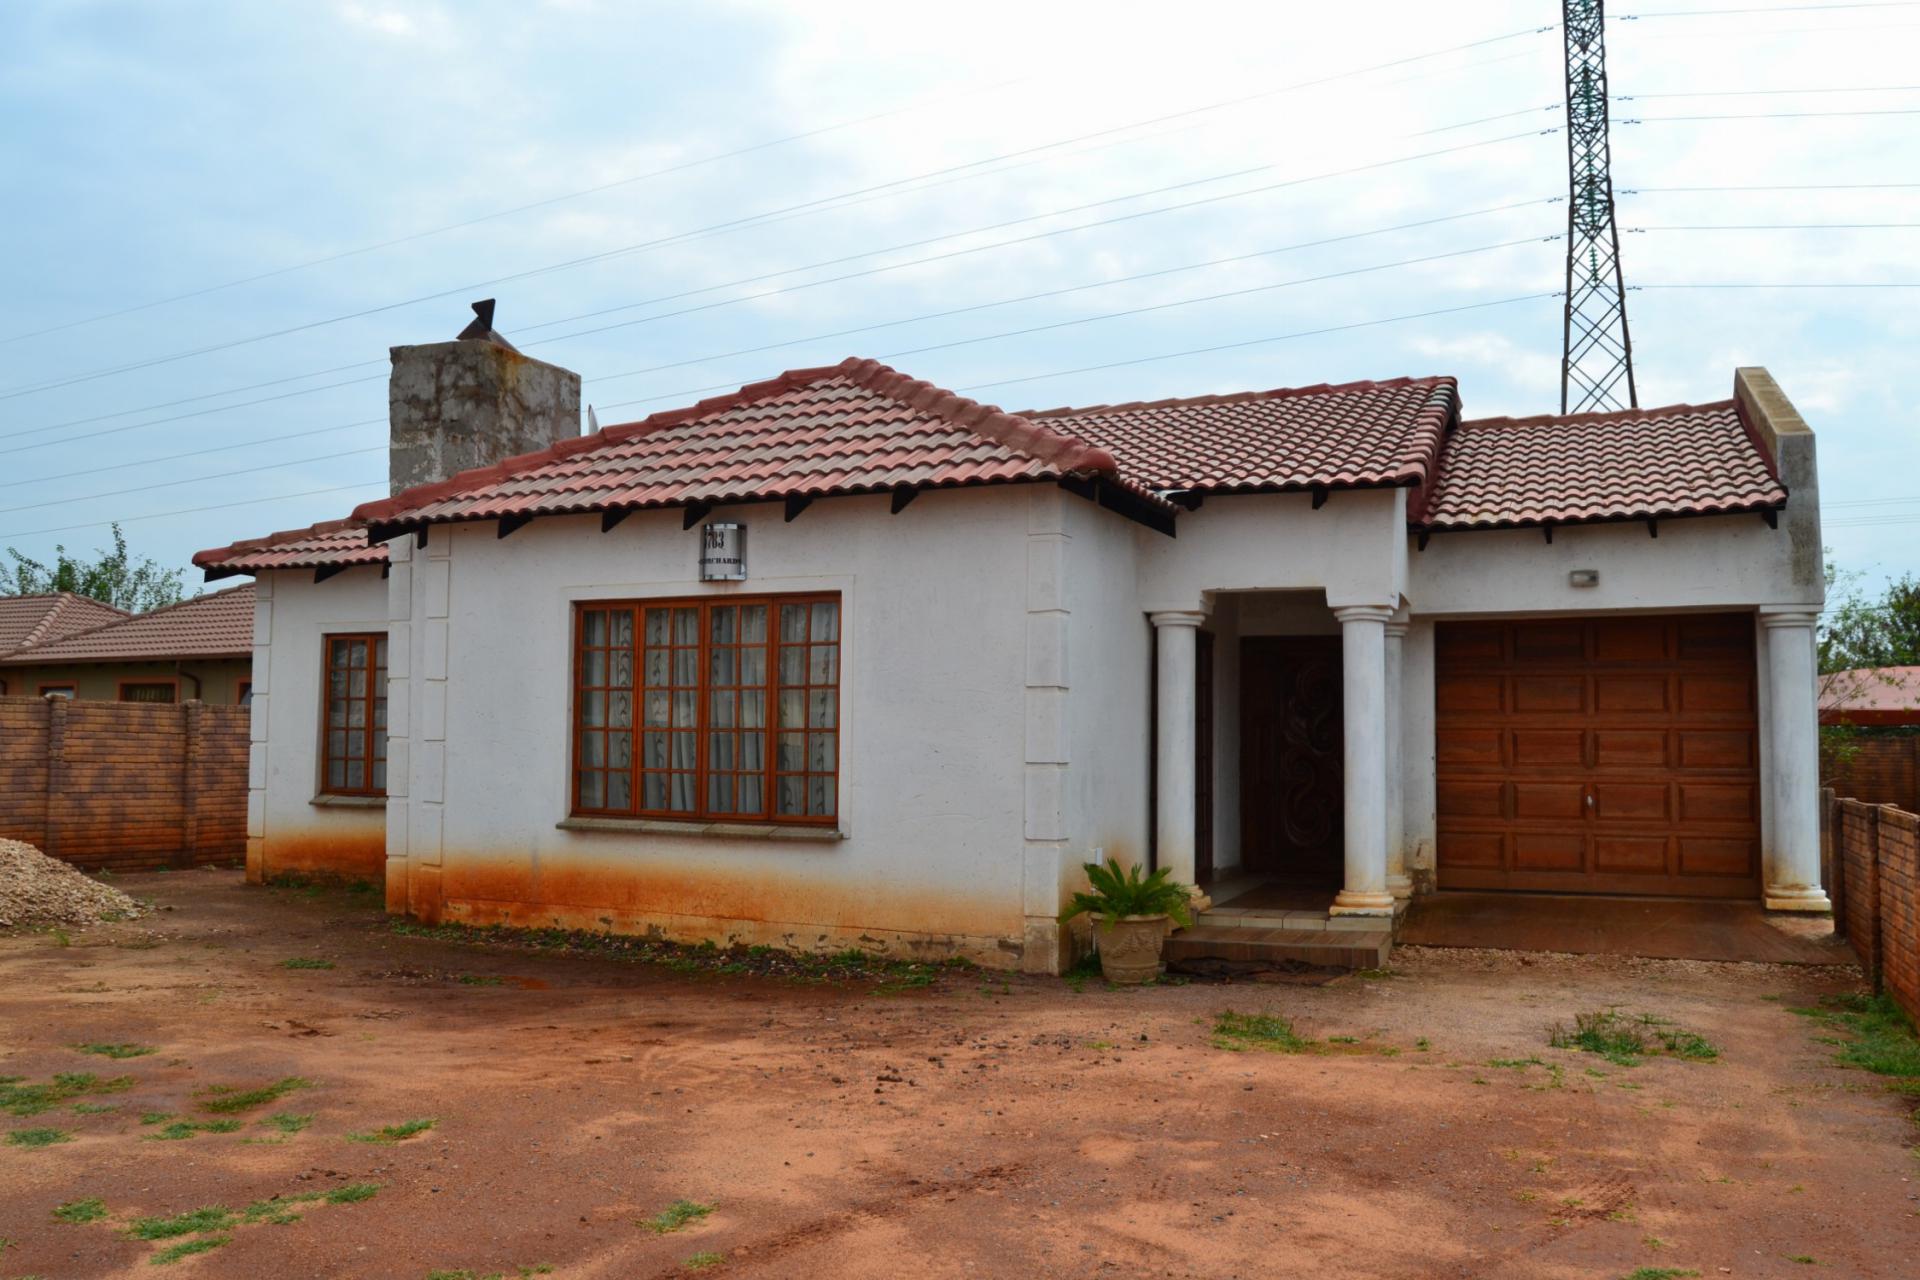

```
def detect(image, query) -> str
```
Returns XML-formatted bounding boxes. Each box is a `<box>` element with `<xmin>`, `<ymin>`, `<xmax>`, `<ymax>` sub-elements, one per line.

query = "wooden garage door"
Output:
<box><xmin>1435</xmin><ymin>614</ymin><xmax>1760</xmax><ymax>898</ymax></box>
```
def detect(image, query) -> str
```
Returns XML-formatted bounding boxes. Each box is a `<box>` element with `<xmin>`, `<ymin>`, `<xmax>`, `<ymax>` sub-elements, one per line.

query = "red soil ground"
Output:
<box><xmin>1</xmin><ymin>870</ymin><xmax>1914</xmax><ymax>1279</ymax></box>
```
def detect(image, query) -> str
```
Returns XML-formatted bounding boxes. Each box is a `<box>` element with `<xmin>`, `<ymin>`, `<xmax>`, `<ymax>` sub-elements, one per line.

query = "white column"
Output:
<box><xmin>1151</xmin><ymin>611</ymin><xmax>1206</xmax><ymax>889</ymax></box>
<box><xmin>1759</xmin><ymin>609</ymin><xmax>1831</xmax><ymax>911</ymax></box>
<box><xmin>1332</xmin><ymin>604</ymin><xmax>1395</xmax><ymax>916</ymax></box>
<box><xmin>1384</xmin><ymin>617</ymin><xmax>1412</xmax><ymax>901</ymax></box>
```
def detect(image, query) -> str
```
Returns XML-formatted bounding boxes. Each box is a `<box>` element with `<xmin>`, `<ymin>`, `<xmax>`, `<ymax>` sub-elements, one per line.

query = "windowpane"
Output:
<box><xmin>574</xmin><ymin>597</ymin><xmax>838</xmax><ymax>823</ymax></box>
<box><xmin>323</xmin><ymin>631</ymin><xmax>388</xmax><ymax>796</ymax></box>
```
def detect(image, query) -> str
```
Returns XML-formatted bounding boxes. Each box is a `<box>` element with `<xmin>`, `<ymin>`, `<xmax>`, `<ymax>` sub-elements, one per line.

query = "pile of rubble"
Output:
<box><xmin>0</xmin><ymin>839</ymin><xmax>147</xmax><ymax>929</ymax></box>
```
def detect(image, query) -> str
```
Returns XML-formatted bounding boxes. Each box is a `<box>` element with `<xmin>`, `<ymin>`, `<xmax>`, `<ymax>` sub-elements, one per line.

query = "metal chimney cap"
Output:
<box><xmin>456</xmin><ymin>298</ymin><xmax>519</xmax><ymax>351</ymax></box>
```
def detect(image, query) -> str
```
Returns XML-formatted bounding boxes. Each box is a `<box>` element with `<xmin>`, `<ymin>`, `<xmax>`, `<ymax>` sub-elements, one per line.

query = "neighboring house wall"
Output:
<box><xmin>0</xmin><ymin>695</ymin><xmax>246</xmax><ymax>871</ymax></box>
<box><xmin>0</xmin><ymin>659</ymin><xmax>250</xmax><ymax>703</ymax></box>
<box><xmin>248</xmin><ymin>567</ymin><xmax>388</xmax><ymax>884</ymax></box>
<box><xmin>385</xmin><ymin>489</ymin><xmax>1046</xmax><ymax>968</ymax></box>
<box><xmin>1826</xmin><ymin>737</ymin><xmax>1920</xmax><ymax>813</ymax></box>
<box><xmin>1831</xmin><ymin>796</ymin><xmax>1920</xmax><ymax>1024</ymax></box>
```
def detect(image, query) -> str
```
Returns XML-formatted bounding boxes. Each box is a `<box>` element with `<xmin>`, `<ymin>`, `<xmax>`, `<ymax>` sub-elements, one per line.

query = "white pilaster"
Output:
<box><xmin>1151</xmin><ymin>610</ymin><xmax>1206</xmax><ymax>888</ymax></box>
<box><xmin>1759</xmin><ymin>608</ymin><xmax>1830</xmax><ymax>911</ymax></box>
<box><xmin>1383</xmin><ymin>615</ymin><xmax>1411</xmax><ymax>901</ymax></box>
<box><xmin>1332</xmin><ymin>603</ymin><xmax>1395</xmax><ymax>916</ymax></box>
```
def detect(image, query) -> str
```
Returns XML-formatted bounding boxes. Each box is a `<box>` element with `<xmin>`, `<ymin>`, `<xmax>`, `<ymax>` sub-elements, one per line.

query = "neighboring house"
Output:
<box><xmin>194</xmin><ymin>311</ymin><xmax>1830</xmax><ymax>972</ymax></box>
<box><xmin>0</xmin><ymin>593</ymin><xmax>129</xmax><ymax>685</ymax></box>
<box><xmin>1820</xmin><ymin>666</ymin><xmax>1920</xmax><ymax>728</ymax></box>
<box><xmin>0</xmin><ymin>585</ymin><xmax>254</xmax><ymax>703</ymax></box>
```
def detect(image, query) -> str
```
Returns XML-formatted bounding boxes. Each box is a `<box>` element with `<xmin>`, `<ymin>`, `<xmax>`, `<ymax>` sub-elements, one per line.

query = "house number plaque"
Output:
<box><xmin>700</xmin><ymin>522</ymin><xmax>746</xmax><ymax>581</ymax></box>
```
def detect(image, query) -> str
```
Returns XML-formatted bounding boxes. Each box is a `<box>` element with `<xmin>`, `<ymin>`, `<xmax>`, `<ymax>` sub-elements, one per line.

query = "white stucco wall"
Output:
<box><xmin>246</xmin><ymin>566</ymin><xmax>389</xmax><ymax>883</ymax></box>
<box><xmin>394</xmin><ymin>487</ymin><xmax>1044</xmax><ymax>966</ymax></box>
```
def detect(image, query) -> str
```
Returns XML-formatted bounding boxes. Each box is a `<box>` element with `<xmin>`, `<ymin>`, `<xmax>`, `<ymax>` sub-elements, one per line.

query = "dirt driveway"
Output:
<box><xmin>1</xmin><ymin>870</ymin><xmax>1913</xmax><ymax>1279</ymax></box>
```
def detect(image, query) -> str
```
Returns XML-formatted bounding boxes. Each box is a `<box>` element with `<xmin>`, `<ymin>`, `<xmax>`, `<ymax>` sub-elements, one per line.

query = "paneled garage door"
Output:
<box><xmin>1435</xmin><ymin>613</ymin><xmax>1761</xmax><ymax>898</ymax></box>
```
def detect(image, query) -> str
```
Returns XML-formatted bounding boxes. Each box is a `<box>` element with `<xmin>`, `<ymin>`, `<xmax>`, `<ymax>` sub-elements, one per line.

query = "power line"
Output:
<box><xmin>1624</xmin><ymin>107</ymin><xmax>1920</xmax><ymax>121</ymax></box>
<box><xmin>0</xmin><ymin>24</ymin><xmax>1557</xmax><ymax>402</ymax></box>
<box><xmin>1623</xmin><ymin>182</ymin><xmax>1920</xmax><ymax>192</ymax></box>
<box><xmin>0</xmin><ymin>481</ymin><xmax>386</xmax><ymax>541</ymax></box>
<box><xmin>1632</xmin><ymin>281</ymin><xmax>1920</xmax><ymax>288</ymax></box>
<box><xmin>0</xmin><ymin>420</ymin><xmax>382</xmax><ymax>490</ymax></box>
<box><xmin>1616</xmin><ymin>1</ymin><xmax>1920</xmax><ymax>16</ymax></box>
<box><xmin>1631</xmin><ymin>221</ymin><xmax>1920</xmax><ymax>228</ymax></box>
<box><xmin>0</xmin><ymin>79</ymin><xmax>1023</xmax><ymax>347</ymax></box>
<box><xmin>0</xmin><ymin>447</ymin><xmax>387</xmax><ymax>518</ymax></box>
<box><xmin>3</xmin><ymin>126</ymin><xmax>1561</xmax><ymax>441</ymax></box>
<box><xmin>6</xmin><ymin>234</ymin><xmax>1557</xmax><ymax>498</ymax></box>
<box><xmin>1617</xmin><ymin>83</ymin><xmax>1920</xmax><ymax>97</ymax></box>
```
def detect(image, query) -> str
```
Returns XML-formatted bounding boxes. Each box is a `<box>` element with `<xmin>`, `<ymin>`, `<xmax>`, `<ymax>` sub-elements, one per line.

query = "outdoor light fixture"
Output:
<box><xmin>1569</xmin><ymin>569</ymin><xmax>1600</xmax><ymax>588</ymax></box>
<box><xmin>700</xmin><ymin>522</ymin><xmax>747</xmax><ymax>581</ymax></box>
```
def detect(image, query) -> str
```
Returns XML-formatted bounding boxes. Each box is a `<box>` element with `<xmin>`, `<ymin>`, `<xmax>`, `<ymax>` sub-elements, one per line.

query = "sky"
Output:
<box><xmin>0</xmin><ymin>0</ymin><xmax>1915</xmax><ymax>596</ymax></box>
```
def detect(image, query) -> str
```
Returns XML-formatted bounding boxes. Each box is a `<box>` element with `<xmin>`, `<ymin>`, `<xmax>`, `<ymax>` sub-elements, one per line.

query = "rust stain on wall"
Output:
<box><xmin>259</xmin><ymin>827</ymin><xmax>386</xmax><ymax>882</ymax></box>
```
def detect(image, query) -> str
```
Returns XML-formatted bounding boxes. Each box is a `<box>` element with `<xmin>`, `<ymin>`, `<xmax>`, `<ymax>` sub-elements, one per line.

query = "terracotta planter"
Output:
<box><xmin>1095</xmin><ymin>914</ymin><xmax>1169</xmax><ymax>985</ymax></box>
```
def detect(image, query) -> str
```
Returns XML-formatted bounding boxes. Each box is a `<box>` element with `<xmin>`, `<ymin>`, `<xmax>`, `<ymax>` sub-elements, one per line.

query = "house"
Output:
<box><xmin>0</xmin><ymin>585</ymin><xmax>254</xmax><ymax>703</ymax></box>
<box><xmin>1821</xmin><ymin>666</ymin><xmax>1920</xmax><ymax>728</ymax></box>
<box><xmin>0</xmin><ymin>593</ymin><xmax>129</xmax><ymax>687</ymax></box>
<box><xmin>193</xmin><ymin>310</ymin><xmax>1829</xmax><ymax>971</ymax></box>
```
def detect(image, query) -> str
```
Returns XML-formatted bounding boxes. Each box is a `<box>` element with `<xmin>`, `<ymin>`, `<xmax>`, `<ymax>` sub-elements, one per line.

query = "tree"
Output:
<box><xmin>1821</xmin><ymin>566</ymin><xmax>1920</xmax><ymax>675</ymax></box>
<box><xmin>4</xmin><ymin>523</ymin><xmax>188</xmax><ymax>613</ymax></box>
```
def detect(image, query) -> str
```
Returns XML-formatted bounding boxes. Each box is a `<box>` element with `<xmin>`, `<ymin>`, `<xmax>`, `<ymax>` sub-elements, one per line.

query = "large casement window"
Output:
<box><xmin>573</xmin><ymin>595</ymin><xmax>841</xmax><ymax>824</ymax></box>
<box><xmin>322</xmin><ymin>632</ymin><xmax>388</xmax><ymax>795</ymax></box>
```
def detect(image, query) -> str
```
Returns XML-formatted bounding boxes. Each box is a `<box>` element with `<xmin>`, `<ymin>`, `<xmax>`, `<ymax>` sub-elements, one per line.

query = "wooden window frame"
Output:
<box><xmin>321</xmin><ymin>631</ymin><xmax>387</xmax><ymax>797</ymax></box>
<box><xmin>570</xmin><ymin>593</ymin><xmax>842</xmax><ymax>827</ymax></box>
<box><xmin>116</xmin><ymin>677</ymin><xmax>180</xmax><ymax>704</ymax></box>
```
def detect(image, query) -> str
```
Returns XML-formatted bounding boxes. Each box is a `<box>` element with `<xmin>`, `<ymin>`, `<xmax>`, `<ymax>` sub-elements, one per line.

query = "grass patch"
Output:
<box><xmin>139</xmin><ymin>1112</ymin><xmax>173</xmax><ymax>1125</ymax></box>
<box><xmin>146</xmin><ymin>1119</ymin><xmax>244</xmax><ymax>1141</ymax></box>
<box><xmin>263</xmin><ymin>1112</ymin><xmax>312</xmax><ymax>1134</ymax></box>
<box><xmin>686</xmin><ymin>1252</ymin><xmax>725</xmax><ymax>1270</ymax></box>
<box><xmin>642</xmin><ymin>1199</ymin><xmax>714</xmax><ymax>1234</ymax></box>
<box><xmin>150</xmin><ymin>1235</ymin><xmax>231</xmax><ymax>1265</ymax></box>
<box><xmin>280</xmin><ymin>957</ymin><xmax>335</xmax><ymax>970</ymax></box>
<box><xmin>1549</xmin><ymin>1010</ymin><xmax>1718</xmax><ymax>1067</ymax></box>
<box><xmin>1</xmin><ymin>1072</ymin><xmax>135</xmax><ymax>1117</ymax></box>
<box><xmin>1620</xmin><ymin>1269</ymin><xmax>1699</xmax><ymax>1280</ymax></box>
<box><xmin>347</xmin><ymin>1117</ymin><xmax>434</xmax><ymax>1144</ymax></box>
<box><xmin>127</xmin><ymin>1206</ymin><xmax>237</xmax><ymax>1241</ymax></box>
<box><xmin>54</xmin><ymin>1196</ymin><xmax>108</xmax><ymax>1223</ymax></box>
<box><xmin>197</xmin><ymin>1076</ymin><xmax>309</xmax><ymax>1114</ymax></box>
<box><xmin>72</xmin><ymin>1102</ymin><xmax>120</xmax><ymax>1114</ymax></box>
<box><xmin>1790</xmin><ymin>993</ymin><xmax>1920</xmax><ymax>1079</ymax></box>
<box><xmin>73</xmin><ymin>1042</ymin><xmax>156</xmax><ymax>1060</ymax></box>
<box><xmin>1211</xmin><ymin>1011</ymin><xmax>1313</xmax><ymax>1053</ymax></box>
<box><xmin>325</xmin><ymin>1182</ymin><xmax>381</xmax><ymax>1204</ymax></box>
<box><xmin>426</xmin><ymin>1268</ymin><xmax>552</xmax><ymax>1280</ymax></box>
<box><xmin>456</xmin><ymin>974</ymin><xmax>505</xmax><ymax>986</ymax></box>
<box><xmin>6</xmin><ymin>1127</ymin><xmax>72</xmax><ymax>1147</ymax></box>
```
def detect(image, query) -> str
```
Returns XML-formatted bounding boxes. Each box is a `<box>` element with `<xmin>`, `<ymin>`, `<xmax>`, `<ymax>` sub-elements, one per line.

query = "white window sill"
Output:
<box><xmin>310</xmin><ymin>793</ymin><xmax>387</xmax><ymax>809</ymax></box>
<box><xmin>556</xmin><ymin>816</ymin><xmax>845</xmax><ymax>842</ymax></box>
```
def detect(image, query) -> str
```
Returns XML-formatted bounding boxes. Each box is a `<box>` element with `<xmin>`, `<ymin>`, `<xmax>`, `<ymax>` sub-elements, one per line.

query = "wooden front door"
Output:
<box><xmin>1240</xmin><ymin>636</ymin><xmax>1343</xmax><ymax>885</ymax></box>
<box><xmin>1435</xmin><ymin>613</ymin><xmax>1761</xmax><ymax>898</ymax></box>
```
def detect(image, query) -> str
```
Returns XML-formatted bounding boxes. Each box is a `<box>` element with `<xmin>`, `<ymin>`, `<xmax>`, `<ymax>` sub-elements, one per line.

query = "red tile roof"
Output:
<box><xmin>1820</xmin><ymin>666</ymin><xmax>1920</xmax><ymax>726</ymax></box>
<box><xmin>1024</xmin><ymin>376</ymin><xmax>1459</xmax><ymax>494</ymax></box>
<box><xmin>1409</xmin><ymin>399</ymin><xmax>1787</xmax><ymax>531</ymax></box>
<box><xmin>0</xmin><ymin>584</ymin><xmax>254</xmax><ymax>665</ymax></box>
<box><xmin>348</xmin><ymin>357</ymin><xmax>1156</xmax><ymax>535</ymax></box>
<box><xmin>0</xmin><ymin>593</ymin><xmax>128</xmax><ymax>658</ymax></box>
<box><xmin>194</xmin><ymin>520</ymin><xmax>387</xmax><ymax>579</ymax></box>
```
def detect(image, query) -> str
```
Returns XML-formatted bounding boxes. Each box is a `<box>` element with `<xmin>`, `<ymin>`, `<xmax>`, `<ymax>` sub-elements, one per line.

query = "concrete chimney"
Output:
<box><xmin>387</xmin><ymin>299</ymin><xmax>582</xmax><ymax>495</ymax></box>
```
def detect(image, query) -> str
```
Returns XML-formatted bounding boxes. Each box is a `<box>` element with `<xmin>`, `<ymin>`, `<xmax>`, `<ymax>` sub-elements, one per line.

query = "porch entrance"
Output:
<box><xmin>1238</xmin><ymin>636</ymin><xmax>1343</xmax><ymax>891</ymax></box>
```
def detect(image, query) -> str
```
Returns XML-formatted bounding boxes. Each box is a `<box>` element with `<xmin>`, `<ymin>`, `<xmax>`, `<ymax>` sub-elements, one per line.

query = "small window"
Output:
<box><xmin>322</xmin><ymin>632</ymin><xmax>388</xmax><ymax>795</ymax></box>
<box><xmin>572</xmin><ymin>594</ymin><xmax>840</xmax><ymax>824</ymax></box>
<box><xmin>39</xmin><ymin>684</ymin><xmax>75</xmax><ymax>699</ymax></box>
<box><xmin>118</xmin><ymin>680</ymin><xmax>178</xmax><ymax>704</ymax></box>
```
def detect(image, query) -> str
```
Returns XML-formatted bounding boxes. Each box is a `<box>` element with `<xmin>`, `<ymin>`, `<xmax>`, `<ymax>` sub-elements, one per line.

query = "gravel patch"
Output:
<box><xmin>0</xmin><ymin>839</ymin><xmax>146</xmax><ymax>929</ymax></box>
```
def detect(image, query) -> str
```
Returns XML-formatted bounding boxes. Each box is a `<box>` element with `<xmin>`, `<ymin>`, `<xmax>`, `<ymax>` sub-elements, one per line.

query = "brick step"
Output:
<box><xmin>1165</xmin><ymin>924</ymin><xmax>1392</xmax><ymax>971</ymax></box>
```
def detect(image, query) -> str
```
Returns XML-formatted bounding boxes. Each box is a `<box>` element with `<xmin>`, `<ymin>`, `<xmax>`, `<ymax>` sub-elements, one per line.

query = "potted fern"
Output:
<box><xmin>1058</xmin><ymin>858</ymin><xmax>1194</xmax><ymax>985</ymax></box>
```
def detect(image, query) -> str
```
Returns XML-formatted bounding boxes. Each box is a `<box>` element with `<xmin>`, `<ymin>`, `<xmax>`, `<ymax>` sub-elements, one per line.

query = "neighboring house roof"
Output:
<box><xmin>196</xmin><ymin>520</ymin><xmax>388</xmax><ymax>581</ymax></box>
<box><xmin>1820</xmin><ymin>666</ymin><xmax>1920</xmax><ymax>726</ymax></box>
<box><xmin>1410</xmin><ymin>399</ymin><xmax>1787</xmax><ymax>532</ymax></box>
<box><xmin>0</xmin><ymin>584</ymin><xmax>254</xmax><ymax>665</ymax></box>
<box><xmin>0</xmin><ymin>593</ymin><xmax>129</xmax><ymax>658</ymax></box>
<box><xmin>1025</xmin><ymin>375</ymin><xmax>1459</xmax><ymax>495</ymax></box>
<box><xmin>345</xmin><ymin>357</ymin><xmax>1166</xmax><ymax>537</ymax></box>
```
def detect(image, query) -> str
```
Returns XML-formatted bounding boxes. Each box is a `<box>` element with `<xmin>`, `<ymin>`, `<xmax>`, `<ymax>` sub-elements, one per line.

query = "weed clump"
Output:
<box><xmin>1548</xmin><ymin>1010</ymin><xmax>1718</xmax><ymax>1067</ymax></box>
<box><xmin>6</xmin><ymin>1127</ymin><xmax>72</xmax><ymax>1147</ymax></box>
<box><xmin>150</xmin><ymin>1235</ymin><xmax>230</xmax><ymax>1265</ymax></box>
<box><xmin>280</xmin><ymin>957</ymin><xmax>335</xmax><ymax>970</ymax></box>
<box><xmin>73</xmin><ymin>1042</ymin><xmax>156</xmax><ymax>1060</ymax></box>
<box><xmin>642</xmin><ymin>1199</ymin><xmax>714</xmax><ymax>1234</ymax></box>
<box><xmin>1791</xmin><ymin>993</ymin><xmax>1920</xmax><ymax>1079</ymax></box>
<box><xmin>53</xmin><ymin>1197</ymin><xmax>108</xmax><ymax>1223</ymax></box>
<box><xmin>1</xmin><ymin>1072</ymin><xmax>134</xmax><ymax>1117</ymax></box>
<box><xmin>1212</xmin><ymin>1011</ymin><xmax>1313</xmax><ymax>1054</ymax></box>
<box><xmin>197</xmin><ymin>1077</ymin><xmax>309</xmax><ymax>1114</ymax></box>
<box><xmin>347</xmin><ymin>1117</ymin><xmax>434</xmax><ymax>1144</ymax></box>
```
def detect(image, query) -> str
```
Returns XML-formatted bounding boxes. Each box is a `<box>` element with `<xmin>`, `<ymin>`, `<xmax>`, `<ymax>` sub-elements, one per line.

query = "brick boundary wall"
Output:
<box><xmin>0</xmin><ymin>694</ymin><xmax>247</xmax><ymax>873</ymax></box>
<box><xmin>1829</xmin><ymin>792</ymin><xmax>1920</xmax><ymax>1024</ymax></box>
<box><xmin>1824</xmin><ymin>736</ymin><xmax>1919</xmax><ymax>813</ymax></box>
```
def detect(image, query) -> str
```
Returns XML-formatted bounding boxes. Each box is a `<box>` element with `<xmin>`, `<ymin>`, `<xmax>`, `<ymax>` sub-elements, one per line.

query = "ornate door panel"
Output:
<box><xmin>1240</xmin><ymin>636</ymin><xmax>1343</xmax><ymax>885</ymax></box>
